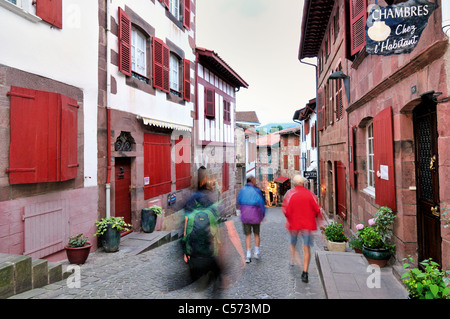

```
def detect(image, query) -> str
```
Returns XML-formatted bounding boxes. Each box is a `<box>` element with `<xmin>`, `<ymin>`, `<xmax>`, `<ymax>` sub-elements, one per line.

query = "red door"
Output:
<box><xmin>115</xmin><ymin>157</ymin><xmax>132</xmax><ymax>225</ymax></box>
<box><xmin>335</xmin><ymin>161</ymin><xmax>347</xmax><ymax>220</ymax></box>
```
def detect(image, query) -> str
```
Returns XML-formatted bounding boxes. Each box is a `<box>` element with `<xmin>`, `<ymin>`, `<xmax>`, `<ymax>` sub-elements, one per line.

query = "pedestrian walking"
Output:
<box><xmin>237</xmin><ymin>175</ymin><xmax>266</xmax><ymax>263</ymax></box>
<box><xmin>282</xmin><ymin>175</ymin><xmax>322</xmax><ymax>283</ymax></box>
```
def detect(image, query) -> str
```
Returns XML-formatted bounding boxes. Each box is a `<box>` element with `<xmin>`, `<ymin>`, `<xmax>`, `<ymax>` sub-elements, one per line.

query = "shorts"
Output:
<box><xmin>289</xmin><ymin>230</ymin><xmax>313</xmax><ymax>247</ymax></box>
<box><xmin>243</xmin><ymin>223</ymin><xmax>260</xmax><ymax>236</ymax></box>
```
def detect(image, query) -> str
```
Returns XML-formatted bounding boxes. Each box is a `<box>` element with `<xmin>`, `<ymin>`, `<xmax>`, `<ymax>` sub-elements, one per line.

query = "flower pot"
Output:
<box><xmin>100</xmin><ymin>223</ymin><xmax>121</xmax><ymax>252</ymax></box>
<box><xmin>141</xmin><ymin>208</ymin><xmax>157</xmax><ymax>233</ymax></box>
<box><xmin>354</xmin><ymin>248</ymin><xmax>362</xmax><ymax>254</ymax></box>
<box><xmin>362</xmin><ymin>245</ymin><xmax>391</xmax><ymax>267</ymax></box>
<box><xmin>326</xmin><ymin>240</ymin><xmax>347</xmax><ymax>252</ymax></box>
<box><xmin>65</xmin><ymin>243</ymin><xmax>92</xmax><ymax>264</ymax></box>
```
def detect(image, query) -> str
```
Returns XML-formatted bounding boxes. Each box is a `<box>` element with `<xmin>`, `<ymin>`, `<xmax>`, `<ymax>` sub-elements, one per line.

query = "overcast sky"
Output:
<box><xmin>195</xmin><ymin>0</ymin><xmax>317</xmax><ymax>126</ymax></box>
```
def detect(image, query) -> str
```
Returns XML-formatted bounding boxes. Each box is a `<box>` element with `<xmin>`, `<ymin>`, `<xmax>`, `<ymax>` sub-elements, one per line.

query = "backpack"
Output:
<box><xmin>182</xmin><ymin>206</ymin><xmax>219</xmax><ymax>258</ymax></box>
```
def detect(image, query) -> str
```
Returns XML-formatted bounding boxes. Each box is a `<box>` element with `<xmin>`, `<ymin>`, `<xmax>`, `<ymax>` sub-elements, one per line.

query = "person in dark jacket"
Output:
<box><xmin>237</xmin><ymin>176</ymin><xmax>266</xmax><ymax>263</ymax></box>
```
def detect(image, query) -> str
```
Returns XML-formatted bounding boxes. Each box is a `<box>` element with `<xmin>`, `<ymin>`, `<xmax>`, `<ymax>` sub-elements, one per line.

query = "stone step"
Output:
<box><xmin>0</xmin><ymin>253</ymin><xmax>63</xmax><ymax>299</ymax></box>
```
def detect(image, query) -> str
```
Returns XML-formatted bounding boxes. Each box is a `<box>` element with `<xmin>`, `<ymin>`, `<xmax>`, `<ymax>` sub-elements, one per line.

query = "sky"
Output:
<box><xmin>195</xmin><ymin>0</ymin><xmax>317</xmax><ymax>126</ymax></box>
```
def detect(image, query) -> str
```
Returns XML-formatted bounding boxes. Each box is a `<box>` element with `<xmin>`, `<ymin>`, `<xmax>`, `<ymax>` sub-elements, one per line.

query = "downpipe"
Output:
<box><xmin>105</xmin><ymin>0</ymin><xmax>112</xmax><ymax>218</ymax></box>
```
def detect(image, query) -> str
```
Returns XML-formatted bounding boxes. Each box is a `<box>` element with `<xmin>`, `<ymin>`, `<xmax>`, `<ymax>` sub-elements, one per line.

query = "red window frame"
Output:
<box><xmin>204</xmin><ymin>88</ymin><xmax>215</xmax><ymax>118</ymax></box>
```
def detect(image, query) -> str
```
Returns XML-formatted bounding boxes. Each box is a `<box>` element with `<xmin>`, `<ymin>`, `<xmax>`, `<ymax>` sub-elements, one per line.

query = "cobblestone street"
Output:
<box><xmin>18</xmin><ymin>207</ymin><xmax>326</xmax><ymax>299</ymax></box>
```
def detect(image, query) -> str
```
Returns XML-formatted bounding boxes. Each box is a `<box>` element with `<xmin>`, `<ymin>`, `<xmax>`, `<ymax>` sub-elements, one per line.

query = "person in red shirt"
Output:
<box><xmin>282</xmin><ymin>175</ymin><xmax>322</xmax><ymax>283</ymax></box>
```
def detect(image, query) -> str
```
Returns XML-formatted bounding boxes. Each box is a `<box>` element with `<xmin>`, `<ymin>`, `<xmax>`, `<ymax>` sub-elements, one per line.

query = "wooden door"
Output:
<box><xmin>413</xmin><ymin>100</ymin><xmax>441</xmax><ymax>265</ymax></box>
<box><xmin>115</xmin><ymin>157</ymin><xmax>132</xmax><ymax>225</ymax></box>
<box><xmin>335</xmin><ymin>161</ymin><xmax>347</xmax><ymax>220</ymax></box>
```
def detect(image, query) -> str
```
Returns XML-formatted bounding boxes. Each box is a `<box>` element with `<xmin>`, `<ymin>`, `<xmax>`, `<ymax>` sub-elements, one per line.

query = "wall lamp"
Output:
<box><xmin>328</xmin><ymin>71</ymin><xmax>350</xmax><ymax>104</ymax></box>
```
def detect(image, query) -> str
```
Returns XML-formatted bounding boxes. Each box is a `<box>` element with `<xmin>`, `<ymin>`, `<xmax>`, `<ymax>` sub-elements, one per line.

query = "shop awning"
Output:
<box><xmin>137</xmin><ymin>116</ymin><xmax>192</xmax><ymax>132</ymax></box>
<box><xmin>274</xmin><ymin>176</ymin><xmax>289</xmax><ymax>183</ymax></box>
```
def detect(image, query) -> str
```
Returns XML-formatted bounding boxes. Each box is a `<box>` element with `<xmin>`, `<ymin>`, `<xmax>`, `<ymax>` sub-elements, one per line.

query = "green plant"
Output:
<box><xmin>348</xmin><ymin>236</ymin><xmax>363</xmax><ymax>250</ymax></box>
<box><xmin>149</xmin><ymin>205</ymin><xmax>163</xmax><ymax>215</ymax></box>
<box><xmin>401</xmin><ymin>256</ymin><xmax>450</xmax><ymax>299</ymax></box>
<box><xmin>373</xmin><ymin>206</ymin><xmax>396</xmax><ymax>243</ymax></box>
<box><xmin>67</xmin><ymin>233</ymin><xmax>89</xmax><ymax>248</ymax></box>
<box><xmin>322</xmin><ymin>222</ymin><xmax>348</xmax><ymax>243</ymax></box>
<box><xmin>94</xmin><ymin>216</ymin><xmax>132</xmax><ymax>237</ymax></box>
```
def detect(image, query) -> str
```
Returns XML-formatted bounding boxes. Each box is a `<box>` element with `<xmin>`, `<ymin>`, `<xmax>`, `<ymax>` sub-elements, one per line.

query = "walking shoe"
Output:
<box><xmin>254</xmin><ymin>251</ymin><xmax>260</xmax><ymax>260</ymax></box>
<box><xmin>245</xmin><ymin>256</ymin><xmax>251</xmax><ymax>263</ymax></box>
<box><xmin>301</xmin><ymin>271</ymin><xmax>309</xmax><ymax>283</ymax></box>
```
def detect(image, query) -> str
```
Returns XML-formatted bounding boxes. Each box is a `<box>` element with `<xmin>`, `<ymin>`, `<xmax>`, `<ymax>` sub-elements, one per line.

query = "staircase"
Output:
<box><xmin>0</xmin><ymin>253</ymin><xmax>69</xmax><ymax>299</ymax></box>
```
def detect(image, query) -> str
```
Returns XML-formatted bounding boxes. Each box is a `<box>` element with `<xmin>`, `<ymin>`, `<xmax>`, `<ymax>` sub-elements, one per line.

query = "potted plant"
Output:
<box><xmin>65</xmin><ymin>233</ymin><xmax>92</xmax><ymax>264</ymax></box>
<box><xmin>141</xmin><ymin>205</ymin><xmax>163</xmax><ymax>233</ymax></box>
<box><xmin>94</xmin><ymin>216</ymin><xmax>131</xmax><ymax>253</ymax></box>
<box><xmin>322</xmin><ymin>221</ymin><xmax>348</xmax><ymax>252</ymax></box>
<box><xmin>401</xmin><ymin>256</ymin><xmax>450</xmax><ymax>299</ymax></box>
<box><xmin>360</xmin><ymin>206</ymin><xmax>396</xmax><ymax>267</ymax></box>
<box><xmin>349</xmin><ymin>223</ymin><xmax>366</xmax><ymax>253</ymax></box>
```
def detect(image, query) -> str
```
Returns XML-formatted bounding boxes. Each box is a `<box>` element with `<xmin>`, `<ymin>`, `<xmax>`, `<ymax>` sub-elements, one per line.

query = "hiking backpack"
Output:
<box><xmin>182</xmin><ymin>206</ymin><xmax>219</xmax><ymax>258</ymax></box>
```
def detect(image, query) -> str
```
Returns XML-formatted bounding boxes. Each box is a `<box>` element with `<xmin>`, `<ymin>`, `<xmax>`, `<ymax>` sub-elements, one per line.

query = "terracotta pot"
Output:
<box><xmin>326</xmin><ymin>240</ymin><xmax>347</xmax><ymax>252</ymax></box>
<box><xmin>65</xmin><ymin>243</ymin><xmax>92</xmax><ymax>264</ymax></box>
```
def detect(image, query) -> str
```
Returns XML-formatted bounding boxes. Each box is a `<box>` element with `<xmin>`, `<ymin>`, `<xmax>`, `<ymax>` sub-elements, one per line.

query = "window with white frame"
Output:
<box><xmin>169</xmin><ymin>0</ymin><xmax>180</xmax><ymax>20</ymax></box>
<box><xmin>366</xmin><ymin>122</ymin><xmax>375</xmax><ymax>191</ymax></box>
<box><xmin>131</xmin><ymin>28</ymin><xmax>146</xmax><ymax>76</ymax></box>
<box><xmin>170</xmin><ymin>53</ymin><xmax>181</xmax><ymax>96</ymax></box>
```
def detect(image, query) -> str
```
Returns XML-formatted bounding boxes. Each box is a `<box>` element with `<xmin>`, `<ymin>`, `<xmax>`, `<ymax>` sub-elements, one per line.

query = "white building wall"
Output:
<box><xmin>0</xmin><ymin>0</ymin><xmax>99</xmax><ymax>187</ymax></box>
<box><xmin>110</xmin><ymin>0</ymin><xmax>195</xmax><ymax>129</ymax></box>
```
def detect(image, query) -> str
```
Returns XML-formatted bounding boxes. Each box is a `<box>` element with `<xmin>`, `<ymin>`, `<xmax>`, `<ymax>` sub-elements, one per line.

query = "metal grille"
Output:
<box><xmin>417</xmin><ymin>118</ymin><xmax>433</xmax><ymax>201</ymax></box>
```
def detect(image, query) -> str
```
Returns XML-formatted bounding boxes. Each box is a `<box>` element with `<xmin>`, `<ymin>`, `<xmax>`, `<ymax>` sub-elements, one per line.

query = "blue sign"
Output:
<box><xmin>366</xmin><ymin>0</ymin><xmax>436</xmax><ymax>55</ymax></box>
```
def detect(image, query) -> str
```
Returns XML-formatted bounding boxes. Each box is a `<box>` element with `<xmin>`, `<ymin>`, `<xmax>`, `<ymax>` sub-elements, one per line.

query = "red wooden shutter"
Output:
<box><xmin>143</xmin><ymin>133</ymin><xmax>172</xmax><ymax>199</ymax></box>
<box><xmin>317</xmin><ymin>88</ymin><xmax>325</xmax><ymax>131</ymax></box>
<box><xmin>294</xmin><ymin>155</ymin><xmax>300</xmax><ymax>171</ymax></box>
<box><xmin>204</xmin><ymin>88</ymin><xmax>215</xmax><ymax>118</ymax></box>
<box><xmin>152</xmin><ymin>37</ymin><xmax>170</xmax><ymax>93</ymax></box>
<box><xmin>164</xmin><ymin>0</ymin><xmax>170</xmax><ymax>8</ymax></box>
<box><xmin>284</xmin><ymin>155</ymin><xmax>288</xmax><ymax>170</ymax></box>
<box><xmin>60</xmin><ymin>95</ymin><xmax>79</xmax><ymax>181</ymax></box>
<box><xmin>118</xmin><ymin>7</ymin><xmax>132</xmax><ymax>76</ymax></box>
<box><xmin>175</xmin><ymin>136</ymin><xmax>191</xmax><ymax>190</ymax></box>
<box><xmin>7</xmin><ymin>87</ymin><xmax>78</xmax><ymax>184</ymax></box>
<box><xmin>223</xmin><ymin>101</ymin><xmax>231</xmax><ymax>123</ymax></box>
<box><xmin>183</xmin><ymin>59</ymin><xmax>191</xmax><ymax>101</ymax></box>
<box><xmin>222</xmin><ymin>163</ymin><xmax>229</xmax><ymax>192</ymax></box>
<box><xmin>373</xmin><ymin>107</ymin><xmax>396</xmax><ymax>211</ymax></box>
<box><xmin>336</xmin><ymin>161</ymin><xmax>347</xmax><ymax>219</ymax></box>
<box><xmin>183</xmin><ymin>0</ymin><xmax>191</xmax><ymax>30</ymax></box>
<box><xmin>35</xmin><ymin>0</ymin><xmax>62</xmax><ymax>29</ymax></box>
<box><xmin>349</xmin><ymin>0</ymin><xmax>367</xmax><ymax>56</ymax></box>
<box><xmin>349</xmin><ymin>126</ymin><xmax>356</xmax><ymax>189</ymax></box>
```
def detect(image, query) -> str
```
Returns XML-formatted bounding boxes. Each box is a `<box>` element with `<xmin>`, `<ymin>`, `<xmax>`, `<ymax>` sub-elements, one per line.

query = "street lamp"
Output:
<box><xmin>328</xmin><ymin>71</ymin><xmax>350</xmax><ymax>104</ymax></box>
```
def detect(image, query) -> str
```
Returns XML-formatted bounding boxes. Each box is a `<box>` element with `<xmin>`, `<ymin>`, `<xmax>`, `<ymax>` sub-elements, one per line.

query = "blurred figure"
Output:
<box><xmin>282</xmin><ymin>175</ymin><xmax>322</xmax><ymax>283</ymax></box>
<box><xmin>237</xmin><ymin>175</ymin><xmax>266</xmax><ymax>263</ymax></box>
<box><xmin>182</xmin><ymin>167</ymin><xmax>223</xmax><ymax>294</ymax></box>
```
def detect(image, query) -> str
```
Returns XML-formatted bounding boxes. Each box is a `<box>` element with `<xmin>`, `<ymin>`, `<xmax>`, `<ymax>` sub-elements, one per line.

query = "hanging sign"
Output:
<box><xmin>366</xmin><ymin>0</ymin><xmax>436</xmax><ymax>55</ymax></box>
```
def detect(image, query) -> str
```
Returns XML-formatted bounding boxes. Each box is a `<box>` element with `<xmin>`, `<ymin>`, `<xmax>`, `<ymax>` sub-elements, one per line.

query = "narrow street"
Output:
<box><xmin>19</xmin><ymin>207</ymin><xmax>326</xmax><ymax>299</ymax></box>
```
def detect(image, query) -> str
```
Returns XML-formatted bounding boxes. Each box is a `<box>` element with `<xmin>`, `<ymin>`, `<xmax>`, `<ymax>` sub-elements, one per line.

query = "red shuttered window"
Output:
<box><xmin>118</xmin><ymin>7</ymin><xmax>132</xmax><ymax>76</ymax></box>
<box><xmin>143</xmin><ymin>133</ymin><xmax>172</xmax><ymax>199</ymax></box>
<box><xmin>183</xmin><ymin>59</ymin><xmax>191</xmax><ymax>101</ymax></box>
<box><xmin>204</xmin><ymin>88</ymin><xmax>215</xmax><ymax>118</ymax></box>
<box><xmin>183</xmin><ymin>0</ymin><xmax>191</xmax><ymax>30</ymax></box>
<box><xmin>373</xmin><ymin>107</ymin><xmax>396</xmax><ymax>211</ymax></box>
<box><xmin>317</xmin><ymin>88</ymin><xmax>325</xmax><ymax>131</ymax></box>
<box><xmin>294</xmin><ymin>155</ymin><xmax>300</xmax><ymax>171</ymax></box>
<box><xmin>349</xmin><ymin>126</ymin><xmax>356</xmax><ymax>189</ymax></box>
<box><xmin>35</xmin><ymin>0</ymin><xmax>63</xmax><ymax>29</ymax></box>
<box><xmin>284</xmin><ymin>155</ymin><xmax>288</xmax><ymax>170</ymax></box>
<box><xmin>7</xmin><ymin>86</ymin><xmax>78</xmax><ymax>184</ymax></box>
<box><xmin>153</xmin><ymin>37</ymin><xmax>170</xmax><ymax>93</ymax></box>
<box><xmin>175</xmin><ymin>135</ymin><xmax>191</xmax><ymax>190</ymax></box>
<box><xmin>349</xmin><ymin>0</ymin><xmax>367</xmax><ymax>56</ymax></box>
<box><xmin>223</xmin><ymin>100</ymin><xmax>231</xmax><ymax>124</ymax></box>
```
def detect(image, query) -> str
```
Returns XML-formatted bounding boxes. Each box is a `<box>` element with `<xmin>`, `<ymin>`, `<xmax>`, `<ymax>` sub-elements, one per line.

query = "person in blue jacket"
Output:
<box><xmin>237</xmin><ymin>175</ymin><xmax>266</xmax><ymax>263</ymax></box>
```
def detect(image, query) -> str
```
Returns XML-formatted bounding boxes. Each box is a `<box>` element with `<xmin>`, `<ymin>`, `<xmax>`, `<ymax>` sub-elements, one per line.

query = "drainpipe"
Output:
<box><xmin>300</xmin><ymin>59</ymin><xmax>319</xmax><ymax>197</ymax></box>
<box><xmin>442</xmin><ymin>0</ymin><xmax>450</xmax><ymax>40</ymax></box>
<box><xmin>105</xmin><ymin>0</ymin><xmax>112</xmax><ymax>218</ymax></box>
